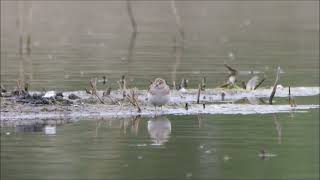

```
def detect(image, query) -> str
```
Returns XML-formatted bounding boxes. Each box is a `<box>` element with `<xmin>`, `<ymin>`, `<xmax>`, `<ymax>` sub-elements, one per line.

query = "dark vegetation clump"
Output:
<box><xmin>1</xmin><ymin>85</ymin><xmax>7</xmax><ymax>93</ymax></box>
<box><xmin>16</xmin><ymin>94</ymin><xmax>50</xmax><ymax>104</ymax></box>
<box><xmin>15</xmin><ymin>92</ymin><xmax>72</xmax><ymax>105</ymax></box>
<box><xmin>68</xmin><ymin>94</ymin><xmax>80</xmax><ymax>100</ymax></box>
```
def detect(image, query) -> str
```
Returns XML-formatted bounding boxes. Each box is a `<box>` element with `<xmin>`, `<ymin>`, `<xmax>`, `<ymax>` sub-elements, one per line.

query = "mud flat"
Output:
<box><xmin>1</xmin><ymin>87</ymin><xmax>319</xmax><ymax>122</ymax></box>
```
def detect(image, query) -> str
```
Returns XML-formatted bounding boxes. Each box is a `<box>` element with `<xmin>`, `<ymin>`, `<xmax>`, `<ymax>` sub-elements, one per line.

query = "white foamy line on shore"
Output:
<box><xmin>1</xmin><ymin>104</ymin><xmax>318</xmax><ymax>121</ymax></box>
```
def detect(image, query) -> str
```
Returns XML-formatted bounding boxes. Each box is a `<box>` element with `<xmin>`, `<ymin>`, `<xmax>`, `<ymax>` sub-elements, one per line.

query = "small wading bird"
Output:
<box><xmin>148</xmin><ymin>78</ymin><xmax>170</xmax><ymax>115</ymax></box>
<box><xmin>221</xmin><ymin>64</ymin><xmax>240</xmax><ymax>88</ymax></box>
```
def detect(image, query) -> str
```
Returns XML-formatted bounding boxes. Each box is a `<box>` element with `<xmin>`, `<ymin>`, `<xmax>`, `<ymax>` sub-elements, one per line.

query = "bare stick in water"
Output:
<box><xmin>17</xmin><ymin>1</ymin><xmax>24</xmax><ymax>57</ymax></box>
<box><xmin>126</xmin><ymin>0</ymin><xmax>137</xmax><ymax>33</ymax></box>
<box><xmin>269</xmin><ymin>67</ymin><xmax>281</xmax><ymax>105</ymax></box>
<box><xmin>170</xmin><ymin>0</ymin><xmax>184</xmax><ymax>84</ymax></box>
<box><xmin>288</xmin><ymin>86</ymin><xmax>297</xmax><ymax>107</ymax></box>
<box><xmin>26</xmin><ymin>1</ymin><xmax>33</xmax><ymax>56</ymax></box>
<box><xmin>126</xmin><ymin>31</ymin><xmax>137</xmax><ymax>82</ymax></box>
<box><xmin>170</xmin><ymin>0</ymin><xmax>184</xmax><ymax>41</ymax></box>
<box><xmin>201</xmin><ymin>77</ymin><xmax>206</xmax><ymax>90</ymax></box>
<box><xmin>171</xmin><ymin>35</ymin><xmax>183</xmax><ymax>87</ymax></box>
<box><xmin>288</xmin><ymin>85</ymin><xmax>291</xmax><ymax>105</ymax></box>
<box><xmin>197</xmin><ymin>83</ymin><xmax>201</xmax><ymax>104</ymax></box>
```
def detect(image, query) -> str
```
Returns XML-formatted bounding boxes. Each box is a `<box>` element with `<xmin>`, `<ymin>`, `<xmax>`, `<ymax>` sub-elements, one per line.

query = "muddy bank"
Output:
<box><xmin>1</xmin><ymin>87</ymin><xmax>319</xmax><ymax>122</ymax></box>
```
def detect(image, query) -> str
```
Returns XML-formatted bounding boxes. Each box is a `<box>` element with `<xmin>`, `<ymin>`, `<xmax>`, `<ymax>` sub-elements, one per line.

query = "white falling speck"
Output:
<box><xmin>33</xmin><ymin>41</ymin><xmax>40</xmax><ymax>47</ymax></box>
<box><xmin>121</xmin><ymin>56</ymin><xmax>127</xmax><ymax>61</ymax></box>
<box><xmin>244</xmin><ymin>19</ymin><xmax>251</xmax><ymax>26</ymax></box>
<box><xmin>219</xmin><ymin>36</ymin><xmax>229</xmax><ymax>44</ymax></box>
<box><xmin>228</xmin><ymin>52</ymin><xmax>235</xmax><ymax>60</ymax></box>
<box><xmin>185</xmin><ymin>172</ymin><xmax>192</xmax><ymax>179</ymax></box>
<box><xmin>137</xmin><ymin>155</ymin><xmax>143</xmax><ymax>160</ymax></box>
<box><xmin>223</xmin><ymin>155</ymin><xmax>231</xmax><ymax>161</ymax></box>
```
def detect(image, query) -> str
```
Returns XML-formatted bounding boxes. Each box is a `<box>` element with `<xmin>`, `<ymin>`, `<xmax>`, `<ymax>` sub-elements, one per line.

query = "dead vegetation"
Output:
<box><xmin>269</xmin><ymin>67</ymin><xmax>281</xmax><ymax>105</ymax></box>
<box><xmin>87</xmin><ymin>78</ymin><xmax>105</xmax><ymax>104</ymax></box>
<box><xmin>84</xmin><ymin>75</ymin><xmax>142</xmax><ymax>113</ymax></box>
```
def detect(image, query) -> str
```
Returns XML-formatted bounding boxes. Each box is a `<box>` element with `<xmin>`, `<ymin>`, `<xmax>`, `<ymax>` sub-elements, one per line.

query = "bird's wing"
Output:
<box><xmin>224</xmin><ymin>64</ymin><xmax>237</xmax><ymax>74</ymax></box>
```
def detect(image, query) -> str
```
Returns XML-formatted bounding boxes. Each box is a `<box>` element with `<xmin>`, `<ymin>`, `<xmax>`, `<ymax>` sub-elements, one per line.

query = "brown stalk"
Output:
<box><xmin>288</xmin><ymin>86</ymin><xmax>297</xmax><ymax>107</ymax></box>
<box><xmin>89</xmin><ymin>78</ymin><xmax>105</xmax><ymax>104</ymax></box>
<box><xmin>126</xmin><ymin>89</ymin><xmax>141</xmax><ymax>113</ymax></box>
<box><xmin>16</xmin><ymin>80</ymin><xmax>26</xmax><ymax>95</ymax></box>
<box><xmin>201</xmin><ymin>77</ymin><xmax>206</xmax><ymax>90</ymax></box>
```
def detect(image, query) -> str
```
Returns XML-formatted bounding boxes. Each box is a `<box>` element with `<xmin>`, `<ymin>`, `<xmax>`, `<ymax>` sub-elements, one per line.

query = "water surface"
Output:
<box><xmin>1</xmin><ymin>1</ymin><xmax>319</xmax><ymax>180</ymax></box>
<box><xmin>1</xmin><ymin>109</ymin><xmax>319</xmax><ymax>179</ymax></box>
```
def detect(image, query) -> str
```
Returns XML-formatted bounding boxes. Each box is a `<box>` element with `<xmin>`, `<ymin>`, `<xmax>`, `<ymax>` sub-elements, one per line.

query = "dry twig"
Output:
<box><xmin>89</xmin><ymin>78</ymin><xmax>105</xmax><ymax>104</ymax></box>
<box><xmin>126</xmin><ymin>89</ymin><xmax>141</xmax><ymax>113</ymax></box>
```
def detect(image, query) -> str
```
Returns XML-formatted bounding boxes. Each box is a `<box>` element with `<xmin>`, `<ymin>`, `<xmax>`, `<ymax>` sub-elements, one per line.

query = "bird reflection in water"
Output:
<box><xmin>147</xmin><ymin>116</ymin><xmax>171</xmax><ymax>145</ymax></box>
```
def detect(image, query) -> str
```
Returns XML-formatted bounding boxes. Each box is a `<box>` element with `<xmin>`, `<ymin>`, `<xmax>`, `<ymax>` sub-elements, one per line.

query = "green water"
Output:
<box><xmin>1</xmin><ymin>1</ymin><xmax>319</xmax><ymax>90</ymax></box>
<box><xmin>1</xmin><ymin>110</ymin><xmax>319</xmax><ymax>180</ymax></box>
<box><xmin>1</xmin><ymin>1</ymin><xmax>319</xmax><ymax>180</ymax></box>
